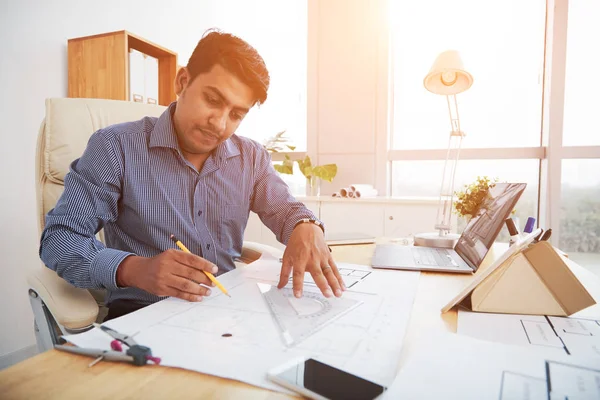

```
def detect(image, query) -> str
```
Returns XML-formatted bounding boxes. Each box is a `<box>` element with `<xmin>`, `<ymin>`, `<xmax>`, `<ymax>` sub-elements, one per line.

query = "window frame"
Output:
<box><xmin>383</xmin><ymin>0</ymin><xmax>600</xmax><ymax>246</ymax></box>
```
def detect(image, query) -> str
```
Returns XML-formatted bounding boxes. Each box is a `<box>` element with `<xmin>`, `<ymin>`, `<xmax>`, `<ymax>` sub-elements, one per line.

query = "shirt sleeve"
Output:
<box><xmin>250</xmin><ymin>144</ymin><xmax>322</xmax><ymax>244</ymax></box>
<box><xmin>39</xmin><ymin>129</ymin><xmax>133</xmax><ymax>290</ymax></box>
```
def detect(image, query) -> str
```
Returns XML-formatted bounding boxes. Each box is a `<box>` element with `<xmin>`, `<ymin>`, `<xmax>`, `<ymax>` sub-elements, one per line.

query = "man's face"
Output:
<box><xmin>173</xmin><ymin>64</ymin><xmax>255</xmax><ymax>155</ymax></box>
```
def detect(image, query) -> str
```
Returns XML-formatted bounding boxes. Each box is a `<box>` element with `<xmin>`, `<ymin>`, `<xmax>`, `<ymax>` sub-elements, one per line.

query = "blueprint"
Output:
<box><xmin>458</xmin><ymin>309</ymin><xmax>600</xmax><ymax>358</ymax></box>
<box><xmin>64</xmin><ymin>256</ymin><xmax>420</xmax><ymax>393</ymax></box>
<box><xmin>382</xmin><ymin>332</ymin><xmax>600</xmax><ymax>400</ymax></box>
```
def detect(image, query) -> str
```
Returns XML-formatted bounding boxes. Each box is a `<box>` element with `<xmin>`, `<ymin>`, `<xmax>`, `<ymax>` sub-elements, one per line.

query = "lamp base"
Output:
<box><xmin>414</xmin><ymin>232</ymin><xmax>460</xmax><ymax>249</ymax></box>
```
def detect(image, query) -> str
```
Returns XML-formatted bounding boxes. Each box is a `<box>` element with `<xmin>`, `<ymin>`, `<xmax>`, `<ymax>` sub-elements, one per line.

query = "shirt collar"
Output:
<box><xmin>149</xmin><ymin>102</ymin><xmax>241</xmax><ymax>162</ymax></box>
<box><xmin>149</xmin><ymin>102</ymin><xmax>179</xmax><ymax>150</ymax></box>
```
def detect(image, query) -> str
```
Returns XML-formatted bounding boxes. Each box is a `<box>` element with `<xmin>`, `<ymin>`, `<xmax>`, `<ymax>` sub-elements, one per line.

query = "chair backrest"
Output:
<box><xmin>36</xmin><ymin>98</ymin><xmax>167</xmax><ymax>235</ymax></box>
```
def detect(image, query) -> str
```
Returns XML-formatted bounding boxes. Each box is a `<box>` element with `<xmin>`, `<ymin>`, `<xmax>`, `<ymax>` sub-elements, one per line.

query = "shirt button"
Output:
<box><xmin>198</xmin><ymin>210</ymin><xmax>202</xmax><ymax>216</ymax></box>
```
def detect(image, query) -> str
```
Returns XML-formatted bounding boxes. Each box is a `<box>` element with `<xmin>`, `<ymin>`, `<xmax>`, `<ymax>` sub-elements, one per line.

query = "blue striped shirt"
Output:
<box><xmin>39</xmin><ymin>103</ymin><xmax>317</xmax><ymax>305</ymax></box>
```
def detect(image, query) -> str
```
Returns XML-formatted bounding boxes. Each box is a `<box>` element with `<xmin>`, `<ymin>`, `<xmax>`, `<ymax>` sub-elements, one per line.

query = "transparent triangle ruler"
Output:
<box><xmin>257</xmin><ymin>283</ymin><xmax>363</xmax><ymax>347</ymax></box>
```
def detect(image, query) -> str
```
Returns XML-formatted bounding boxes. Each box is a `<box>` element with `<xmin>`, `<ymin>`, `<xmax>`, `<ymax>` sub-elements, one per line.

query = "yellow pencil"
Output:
<box><xmin>170</xmin><ymin>234</ymin><xmax>231</xmax><ymax>298</ymax></box>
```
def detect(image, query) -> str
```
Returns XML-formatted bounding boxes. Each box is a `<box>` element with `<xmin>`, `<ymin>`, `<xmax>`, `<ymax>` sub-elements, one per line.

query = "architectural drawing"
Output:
<box><xmin>458</xmin><ymin>310</ymin><xmax>600</xmax><ymax>358</ymax></box>
<box><xmin>498</xmin><ymin>371</ymin><xmax>546</xmax><ymax>400</ymax></box>
<box><xmin>66</xmin><ymin>260</ymin><xmax>420</xmax><ymax>393</ymax></box>
<box><xmin>382</xmin><ymin>332</ymin><xmax>600</xmax><ymax>400</ymax></box>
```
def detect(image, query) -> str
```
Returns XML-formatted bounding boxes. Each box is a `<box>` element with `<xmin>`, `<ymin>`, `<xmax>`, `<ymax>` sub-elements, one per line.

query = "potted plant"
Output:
<box><xmin>453</xmin><ymin>176</ymin><xmax>499</xmax><ymax>221</ymax></box>
<box><xmin>263</xmin><ymin>131</ymin><xmax>338</xmax><ymax>196</ymax></box>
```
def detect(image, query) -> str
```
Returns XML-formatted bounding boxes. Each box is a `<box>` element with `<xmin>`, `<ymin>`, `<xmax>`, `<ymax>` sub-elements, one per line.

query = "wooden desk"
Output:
<box><xmin>0</xmin><ymin>243</ymin><xmax>500</xmax><ymax>400</ymax></box>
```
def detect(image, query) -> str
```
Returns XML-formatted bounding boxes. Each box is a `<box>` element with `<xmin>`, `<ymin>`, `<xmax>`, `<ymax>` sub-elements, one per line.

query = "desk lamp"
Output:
<box><xmin>414</xmin><ymin>50</ymin><xmax>473</xmax><ymax>248</ymax></box>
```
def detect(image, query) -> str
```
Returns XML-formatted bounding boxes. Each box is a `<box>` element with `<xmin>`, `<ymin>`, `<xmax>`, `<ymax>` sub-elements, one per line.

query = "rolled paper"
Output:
<box><xmin>340</xmin><ymin>187</ymin><xmax>352</xmax><ymax>197</ymax></box>
<box><xmin>349</xmin><ymin>184</ymin><xmax>374</xmax><ymax>192</ymax></box>
<box><xmin>355</xmin><ymin>188</ymin><xmax>378</xmax><ymax>198</ymax></box>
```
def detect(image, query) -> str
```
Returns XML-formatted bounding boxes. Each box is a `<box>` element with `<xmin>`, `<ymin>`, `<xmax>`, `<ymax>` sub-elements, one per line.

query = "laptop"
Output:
<box><xmin>371</xmin><ymin>182</ymin><xmax>527</xmax><ymax>273</ymax></box>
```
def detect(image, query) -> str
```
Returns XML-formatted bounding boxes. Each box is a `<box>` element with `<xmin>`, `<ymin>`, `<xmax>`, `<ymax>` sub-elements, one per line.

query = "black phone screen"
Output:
<box><xmin>275</xmin><ymin>358</ymin><xmax>386</xmax><ymax>400</ymax></box>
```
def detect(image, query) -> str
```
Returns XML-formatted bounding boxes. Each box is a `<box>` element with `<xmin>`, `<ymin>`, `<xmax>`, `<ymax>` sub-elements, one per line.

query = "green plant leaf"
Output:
<box><xmin>286</xmin><ymin>145</ymin><xmax>296</xmax><ymax>151</ymax></box>
<box><xmin>453</xmin><ymin>176</ymin><xmax>503</xmax><ymax>218</ymax></box>
<box><xmin>274</xmin><ymin>163</ymin><xmax>293</xmax><ymax>174</ymax></box>
<box><xmin>272</xmin><ymin>154</ymin><xmax>295</xmax><ymax>175</ymax></box>
<box><xmin>297</xmin><ymin>156</ymin><xmax>313</xmax><ymax>179</ymax></box>
<box><xmin>313</xmin><ymin>164</ymin><xmax>338</xmax><ymax>182</ymax></box>
<box><xmin>302</xmin><ymin>166</ymin><xmax>313</xmax><ymax>179</ymax></box>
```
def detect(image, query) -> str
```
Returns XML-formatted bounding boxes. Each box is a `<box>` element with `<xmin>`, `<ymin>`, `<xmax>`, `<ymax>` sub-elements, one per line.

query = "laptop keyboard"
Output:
<box><xmin>412</xmin><ymin>247</ymin><xmax>457</xmax><ymax>267</ymax></box>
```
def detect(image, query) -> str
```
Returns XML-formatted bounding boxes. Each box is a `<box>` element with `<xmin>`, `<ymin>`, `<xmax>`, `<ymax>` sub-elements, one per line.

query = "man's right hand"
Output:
<box><xmin>116</xmin><ymin>249</ymin><xmax>217</xmax><ymax>302</ymax></box>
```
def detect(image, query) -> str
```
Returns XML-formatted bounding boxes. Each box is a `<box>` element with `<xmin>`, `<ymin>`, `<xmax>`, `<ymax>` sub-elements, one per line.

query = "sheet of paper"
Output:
<box><xmin>458</xmin><ymin>309</ymin><xmax>600</xmax><ymax>358</ymax></box>
<box><xmin>240</xmin><ymin>255</ymin><xmax>377</xmax><ymax>293</ymax></box>
<box><xmin>65</xmin><ymin>261</ymin><xmax>420</xmax><ymax>393</ymax></box>
<box><xmin>546</xmin><ymin>360</ymin><xmax>600</xmax><ymax>400</ymax></box>
<box><xmin>381</xmin><ymin>332</ymin><xmax>600</xmax><ymax>400</ymax></box>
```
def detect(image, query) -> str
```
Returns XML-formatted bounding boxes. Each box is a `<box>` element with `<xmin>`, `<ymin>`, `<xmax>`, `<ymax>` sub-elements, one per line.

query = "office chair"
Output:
<box><xmin>29</xmin><ymin>98</ymin><xmax>282</xmax><ymax>352</ymax></box>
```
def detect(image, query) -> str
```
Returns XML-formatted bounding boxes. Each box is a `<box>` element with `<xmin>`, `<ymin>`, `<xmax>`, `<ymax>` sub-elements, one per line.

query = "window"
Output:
<box><xmin>557</xmin><ymin>1</ymin><xmax>600</xmax><ymax>274</ymax></box>
<box><xmin>562</xmin><ymin>1</ymin><xmax>600</xmax><ymax>146</ymax></box>
<box><xmin>560</xmin><ymin>160</ymin><xmax>600</xmax><ymax>271</ymax></box>
<box><xmin>226</xmin><ymin>1</ymin><xmax>308</xmax><ymax>152</ymax></box>
<box><xmin>205</xmin><ymin>1</ymin><xmax>308</xmax><ymax>195</ymax></box>
<box><xmin>387</xmin><ymin>0</ymin><xmax>600</xmax><ymax>276</ymax></box>
<box><xmin>389</xmin><ymin>0</ymin><xmax>546</xmax><ymax>150</ymax></box>
<box><xmin>392</xmin><ymin>159</ymin><xmax>539</xmax><ymax>241</ymax></box>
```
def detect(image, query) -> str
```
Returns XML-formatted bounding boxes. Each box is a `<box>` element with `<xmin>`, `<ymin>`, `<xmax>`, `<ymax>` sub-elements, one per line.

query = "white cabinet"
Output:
<box><xmin>243</xmin><ymin>197</ymin><xmax>447</xmax><ymax>247</ymax></box>
<box><xmin>384</xmin><ymin>203</ymin><xmax>438</xmax><ymax>237</ymax></box>
<box><xmin>320</xmin><ymin>202</ymin><xmax>385</xmax><ymax>239</ymax></box>
<box><xmin>244</xmin><ymin>201</ymin><xmax>320</xmax><ymax>250</ymax></box>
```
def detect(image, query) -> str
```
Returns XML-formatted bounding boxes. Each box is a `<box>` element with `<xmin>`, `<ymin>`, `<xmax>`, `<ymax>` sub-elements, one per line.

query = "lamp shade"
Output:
<box><xmin>424</xmin><ymin>50</ymin><xmax>473</xmax><ymax>95</ymax></box>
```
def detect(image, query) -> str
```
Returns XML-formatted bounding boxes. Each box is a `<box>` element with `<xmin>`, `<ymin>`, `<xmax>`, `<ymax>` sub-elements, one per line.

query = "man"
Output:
<box><xmin>39</xmin><ymin>30</ymin><xmax>345</xmax><ymax>321</ymax></box>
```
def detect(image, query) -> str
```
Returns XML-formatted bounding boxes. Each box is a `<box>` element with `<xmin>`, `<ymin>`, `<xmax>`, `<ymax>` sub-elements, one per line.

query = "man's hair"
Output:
<box><xmin>186</xmin><ymin>29</ymin><xmax>270</xmax><ymax>106</ymax></box>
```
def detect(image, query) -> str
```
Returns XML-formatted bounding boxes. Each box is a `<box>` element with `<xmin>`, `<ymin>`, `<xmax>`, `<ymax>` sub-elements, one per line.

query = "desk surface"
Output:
<box><xmin>0</xmin><ymin>242</ymin><xmax>499</xmax><ymax>399</ymax></box>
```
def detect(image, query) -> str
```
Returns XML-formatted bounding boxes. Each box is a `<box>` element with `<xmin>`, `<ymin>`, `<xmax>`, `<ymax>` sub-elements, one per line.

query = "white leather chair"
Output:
<box><xmin>29</xmin><ymin>98</ymin><xmax>282</xmax><ymax>352</ymax></box>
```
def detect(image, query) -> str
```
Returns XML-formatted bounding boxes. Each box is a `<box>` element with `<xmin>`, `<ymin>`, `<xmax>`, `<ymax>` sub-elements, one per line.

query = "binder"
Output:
<box><xmin>442</xmin><ymin>238</ymin><xmax>596</xmax><ymax>316</ymax></box>
<box><xmin>128</xmin><ymin>49</ymin><xmax>145</xmax><ymax>103</ymax></box>
<box><xmin>144</xmin><ymin>55</ymin><xmax>159</xmax><ymax>105</ymax></box>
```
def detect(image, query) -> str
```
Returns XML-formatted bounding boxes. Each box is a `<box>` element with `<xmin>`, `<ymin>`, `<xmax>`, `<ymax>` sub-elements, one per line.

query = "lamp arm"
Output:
<box><xmin>434</xmin><ymin>94</ymin><xmax>465</xmax><ymax>236</ymax></box>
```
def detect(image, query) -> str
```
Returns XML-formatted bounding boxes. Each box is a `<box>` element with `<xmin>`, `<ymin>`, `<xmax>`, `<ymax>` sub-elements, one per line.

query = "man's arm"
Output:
<box><xmin>39</xmin><ymin>130</ymin><xmax>130</xmax><ymax>290</ymax></box>
<box><xmin>250</xmin><ymin>145</ymin><xmax>318</xmax><ymax>244</ymax></box>
<box><xmin>250</xmin><ymin>145</ymin><xmax>345</xmax><ymax>298</ymax></box>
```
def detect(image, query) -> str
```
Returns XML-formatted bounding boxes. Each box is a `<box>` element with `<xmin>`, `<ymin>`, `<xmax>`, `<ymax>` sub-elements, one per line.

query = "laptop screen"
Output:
<box><xmin>454</xmin><ymin>182</ymin><xmax>527</xmax><ymax>270</ymax></box>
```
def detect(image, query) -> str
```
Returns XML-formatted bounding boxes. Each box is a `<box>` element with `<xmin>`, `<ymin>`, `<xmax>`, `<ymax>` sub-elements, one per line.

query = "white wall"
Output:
<box><xmin>310</xmin><ymin>0</ymin><xmax>389</xmax><ymax>196</ymax></box>
<box><xmin>0</xmin><ymin>0</ymin><xmax>317</xmax><ymax>365</ymax></box>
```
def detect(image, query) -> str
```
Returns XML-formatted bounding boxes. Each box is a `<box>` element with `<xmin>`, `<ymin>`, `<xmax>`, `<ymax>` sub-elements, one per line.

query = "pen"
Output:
<box><xmin>534</xmin><ymin>228</ymin><xmax>544</xmax><ymax>242</ymax></box>
<box><xmin>524</xmin><ymin>217</ymin><xmax>536</xmax><ymax>234</ymax></box>
<box><xmin>539</xmin><ymin>228</ymin><xmax>552</xmax><ymax>242</ymax></box>
<box><xmin>170</xmin><ymin>234</ymin><xmax>231</xmax><ymax>298</ymax></box>
<box><xmin>505</xmin><ymin>218</ymin><xmax>520</xmax><ymax>246</ymax></box>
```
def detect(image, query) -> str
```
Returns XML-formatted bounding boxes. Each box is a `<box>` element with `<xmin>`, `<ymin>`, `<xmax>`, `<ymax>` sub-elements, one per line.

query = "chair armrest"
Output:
<box><xmin>240</xmin><ymin>241</ymin><xmax>284</xmax><ymax>264</ymax></box>
<box><xmin>27</xmin><ymin>264</ymin><xmax>99</xmax><ymax>331</ymax></box>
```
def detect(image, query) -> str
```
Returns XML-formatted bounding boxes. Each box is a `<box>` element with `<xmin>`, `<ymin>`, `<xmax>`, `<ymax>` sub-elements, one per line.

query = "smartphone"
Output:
<box><xmin>267</xmin><ymin>356</ymin><xmax>386</xmax><ymax>400</ymax></box>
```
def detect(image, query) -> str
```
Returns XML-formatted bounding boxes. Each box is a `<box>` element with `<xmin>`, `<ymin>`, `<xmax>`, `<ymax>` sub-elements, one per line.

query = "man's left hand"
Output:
<box><xmin>277</xmin><ymin>223</ymin><xmax>345</xmax><ymax>298</ymax></box>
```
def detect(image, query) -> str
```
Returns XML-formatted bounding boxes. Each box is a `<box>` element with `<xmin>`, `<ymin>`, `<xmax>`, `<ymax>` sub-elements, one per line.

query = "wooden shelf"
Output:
<box><xmin>68</xmin><ymin>30</ymin><xmax>178</xmax><ymax>106</ymax></box>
